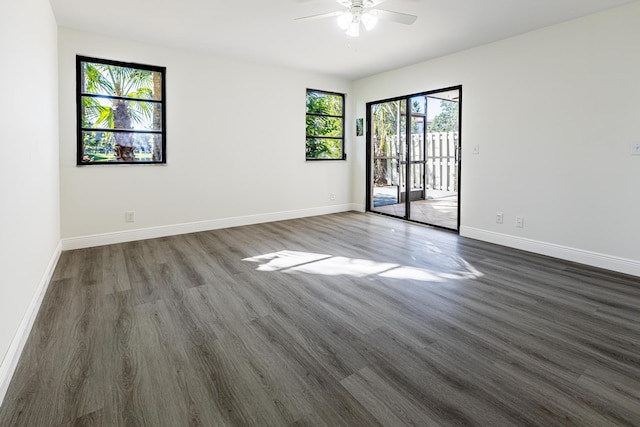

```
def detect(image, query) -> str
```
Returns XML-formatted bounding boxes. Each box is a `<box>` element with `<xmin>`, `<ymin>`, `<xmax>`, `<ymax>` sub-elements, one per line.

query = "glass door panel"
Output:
<box><xmin>371</xmin><ymin>100</ymin><xmax>406</xmax><ymax>218</ymax></box>
<box><xmin>408</xmin><ymin>114</ymin><xmax>427</xmax><ymax>221</ymax></box>
<box><xmin>368</xmin><ymin>87</ymin><xmax>460</xmax><ymax>231</ymax></box>
<box><xmin>420</xmin><ymin>91</ymin><xmax>460</xmax><ymax>229</ymax></box>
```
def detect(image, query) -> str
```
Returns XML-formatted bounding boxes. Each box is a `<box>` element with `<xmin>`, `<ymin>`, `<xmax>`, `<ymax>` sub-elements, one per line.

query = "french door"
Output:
<box><xmin>366</xmin><ymin>86</ymin><xmax>461</xmax><ymax>230</ymax></box>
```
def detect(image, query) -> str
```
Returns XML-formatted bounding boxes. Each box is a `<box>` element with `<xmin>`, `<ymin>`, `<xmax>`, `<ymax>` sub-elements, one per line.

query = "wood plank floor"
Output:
<box><xmin>1</xmin><ymin>211</ymin><xmax>639</xmax><ymax>426</ymax></box>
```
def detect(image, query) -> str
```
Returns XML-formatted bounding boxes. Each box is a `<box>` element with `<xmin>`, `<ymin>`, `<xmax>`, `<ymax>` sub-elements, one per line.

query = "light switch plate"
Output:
<box><xmin>632</xmin><ymin>141</ymin><xmax>640</xmax><ymax>155</ymax></box>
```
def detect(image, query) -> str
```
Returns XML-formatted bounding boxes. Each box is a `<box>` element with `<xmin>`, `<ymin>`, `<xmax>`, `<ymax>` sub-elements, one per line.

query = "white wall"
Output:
<box><xmin>58</xmin><ymin>28</ymin><xmax>353</xmax><ymax>244</ymax></box>
<box><xmin>0</xmin><ymin>0</ymin><xmax>60</xmax><ymax>401</ymax></box>
<box><xmin>354</xmin><ymin>3</ymin><xmax>640</xmax><ymax>275</ymax></box>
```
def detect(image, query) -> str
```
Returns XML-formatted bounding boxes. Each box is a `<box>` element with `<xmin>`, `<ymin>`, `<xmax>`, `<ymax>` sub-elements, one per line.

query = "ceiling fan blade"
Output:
<box><xmin>371</xmin><ymin>9</ymin><xmax>417</xmax><ymax>25</ymax></box>
<box><xmin>335</xmin><ymin>0</ymin><xmax>379</xmax><ymax>6</ymax></box>
<box><xmin>295</xmin><ymin>10</ymin><xmax>343</xmax><ymax>21</ymax></box>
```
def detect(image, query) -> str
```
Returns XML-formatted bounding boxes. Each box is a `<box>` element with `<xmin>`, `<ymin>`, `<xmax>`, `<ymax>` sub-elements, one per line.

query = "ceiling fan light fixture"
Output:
<box><xmin>296</xmin><ymin>0</ymin><xmax>417</xmax><ymax>38</ymax></box>
<box><xmin>361</xmin><ymin>11</ymin><xmax>378</xmax><ymax>31</ymax></box>
<box><xmin>346</xmin><ymin>21</ymin><xmax>360</xmax><ymax>37</ymax></box>
<box><xmin>337</xmin><ymin>12</ymin><xmax>352</xmax><ymax>30</ymax></box>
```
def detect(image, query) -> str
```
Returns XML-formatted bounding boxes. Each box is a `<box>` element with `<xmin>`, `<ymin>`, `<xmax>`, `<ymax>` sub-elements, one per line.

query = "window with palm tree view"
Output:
<box><xmin>306</xmin><ymin>89</ymin><xmax>345</xmax><ymax>160</ymax></box>
<box><xmin>77</xmin><ymin>56</ymin><xmax>166</xmax><ymax>164</ymax></box>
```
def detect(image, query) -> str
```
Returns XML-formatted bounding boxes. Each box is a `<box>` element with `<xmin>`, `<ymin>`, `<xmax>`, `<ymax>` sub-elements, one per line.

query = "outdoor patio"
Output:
<box><xmin>372</xmin><ymin>187</ymin><xmax>458</xmax><ymax>230</ymax></box>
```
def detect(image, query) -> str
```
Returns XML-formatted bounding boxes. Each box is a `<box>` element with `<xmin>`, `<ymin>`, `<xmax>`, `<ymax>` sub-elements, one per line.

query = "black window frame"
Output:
<box><xmin>76</xmin><ymin>55</ymin><xmax>167</xmax><ymax>165</ymax></box>
<box><xmin>305</xmin><ymin>88</ymin><xmax>346</xmax><ymax>161</ymax></box>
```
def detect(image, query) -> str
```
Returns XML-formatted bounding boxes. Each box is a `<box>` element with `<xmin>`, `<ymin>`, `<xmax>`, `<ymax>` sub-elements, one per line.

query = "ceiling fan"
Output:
<box><xmin>295</xmin><ymin>0</ymin><xmax>418</xmax><ymax>37</ymax></box>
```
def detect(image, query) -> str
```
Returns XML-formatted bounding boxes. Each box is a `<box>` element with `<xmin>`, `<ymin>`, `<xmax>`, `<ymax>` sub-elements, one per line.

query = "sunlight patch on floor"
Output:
<box><xmin>243</xmin><ymin>250</ymin><xmax>483</xmax><ymax>282</ymax></box>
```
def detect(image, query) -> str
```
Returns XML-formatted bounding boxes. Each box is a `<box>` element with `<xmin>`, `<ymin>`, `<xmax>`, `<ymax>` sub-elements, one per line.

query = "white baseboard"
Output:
<box><xmin>350</xmin><ymin>203</ymin><xmax>366</xmax><ymax>212</ymax></box>
<box><xmin>0</xmin><ymin>241</ymin><xmax>62</xmax><ymax>407</ymax></box>
<box><xmin>62</xmin><ymin>204</ymin><xmax>355</xmax><ymax>250</ymax></box>
<box><xmin>460</xmin><ymin>226</ymin><xmax>640</xmax><ymax>277</ymax></box>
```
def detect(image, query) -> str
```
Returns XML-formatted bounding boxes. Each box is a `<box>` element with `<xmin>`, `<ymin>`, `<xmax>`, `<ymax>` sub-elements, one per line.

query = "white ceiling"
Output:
<box><xmin>49</xmin><ymin>0</ymin><xmax>637</xmax><ymax>80</ymax></box>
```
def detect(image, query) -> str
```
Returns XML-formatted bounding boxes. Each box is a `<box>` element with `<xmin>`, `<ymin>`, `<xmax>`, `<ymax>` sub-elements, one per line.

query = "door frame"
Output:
<box><xmin>366</xmin><ymin>85</ymin><xmax>462</xmax><ymax>232</ymax></box>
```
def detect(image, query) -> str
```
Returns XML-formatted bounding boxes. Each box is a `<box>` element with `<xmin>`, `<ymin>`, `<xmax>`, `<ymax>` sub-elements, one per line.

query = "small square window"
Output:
<box><xmin>306</xmin><ymin>89</ymin><xmax>345</xmax><ymax>160</ymax></box>
<box><xmin>76</xmin><ymin>56</ymin><xmax>166</xmax><ymax>165</ymax></box>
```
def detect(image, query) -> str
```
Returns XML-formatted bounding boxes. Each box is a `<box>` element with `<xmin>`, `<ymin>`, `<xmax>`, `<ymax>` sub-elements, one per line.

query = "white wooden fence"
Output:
<box><xmin>424</xmin><ymin>132</ymin><xmax>458</xmax><ymax>192</ymax></box>
<box><xmin>373</xmin><ymin>132</ymin><xmax>458</xmax><ymax>193</ymax></box>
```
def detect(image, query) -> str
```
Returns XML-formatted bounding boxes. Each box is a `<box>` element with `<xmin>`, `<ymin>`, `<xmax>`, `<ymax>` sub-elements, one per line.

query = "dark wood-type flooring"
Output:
<box><xmin>1</xmin><ymin>212</ymin><xmax>639</xmax><ymax>426</ymax></box>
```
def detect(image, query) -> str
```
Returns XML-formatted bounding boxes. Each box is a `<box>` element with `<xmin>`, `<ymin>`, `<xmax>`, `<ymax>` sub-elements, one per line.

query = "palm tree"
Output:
<box><xmin>371</xmin><ymin>100</ymin><xmax>402</xmax><ymax>186</ymax></box>
<box><xmin>82</xmin><ymin>62</ymin><xmax>157</xmax><ymax>161</ymax></box>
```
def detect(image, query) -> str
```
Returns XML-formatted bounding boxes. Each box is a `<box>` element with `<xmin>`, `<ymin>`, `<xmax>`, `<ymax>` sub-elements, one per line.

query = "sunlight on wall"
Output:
<box><xmin>243</xmin><ymin>250</ymin><xmax>483</xmax><ymax>282</ymax></box>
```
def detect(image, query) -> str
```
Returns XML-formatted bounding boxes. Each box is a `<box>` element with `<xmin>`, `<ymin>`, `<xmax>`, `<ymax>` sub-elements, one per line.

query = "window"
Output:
<box><xmin>77</xmin><ymin>56</ymin><xmax>166</xmax><ymax>164</ymax></box>
<box><xmin>306</xmin><ymin>89</ymin><xmax>345</xmax><ymax>160</ymax></box>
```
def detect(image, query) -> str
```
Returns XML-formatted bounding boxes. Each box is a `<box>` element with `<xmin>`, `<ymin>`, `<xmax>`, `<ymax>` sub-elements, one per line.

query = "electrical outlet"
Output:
<box><xmin>125</xmin><ymin>211</ymin><xmax>135</xmax><ymax>222</ymax></box>
<box><xmin>330</xmin><ymin>193</ymin><xmax>336</xmax><ymax>201</ymax></box>
<box><xmin>515</xmin><ymin>216</ymin><xmax>524</xmax><ymax>228</ymax></box>
<box><xmin>496</xmin><ymin>212</ymin><xmax>504</xmax><ymax>224</ymax></box>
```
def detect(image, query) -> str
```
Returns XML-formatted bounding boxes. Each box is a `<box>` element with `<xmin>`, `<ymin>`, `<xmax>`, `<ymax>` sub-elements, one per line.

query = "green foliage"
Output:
<box><xmin>84</xmin><ymin>153</ymin><xmax>115</xmax><ymax>162</ymax></box>
<box><xmin>411</xmin><ymin>98</ymin><xmax>424</xmax><ymax>113</ymax></box>
<box><xmin>371</xmin><ymin>101</ymin><xmax>402</xmax><ymax>185</ymax></box>
<box><xmin>306</xmin><ymin>138</ymin><xmax>343</xmax><ymax>159</ymax></box>
<box><xmin>82</xmin><ymin>130</ymin><xmax>113</xmax><ymax>157</ymax></box>
<box><xmin>83</xmin><ymin>62</ymin><xmax>155</xmax><ymax>98</ymax></box>
<box><xmin>306</xmin><ymin>116</ymin><xmax>342</xmax><ymax>138</ymax></box>
<box><xmin>82</xmin><ymin>62</ymin><xmax>155</xmax><ymax>130</ymax></box>
<box><xmin>83</xmin><ymin>152</ymin><xmax>152</xmax><ymax>162</ymax></box>
<box><xmin>306</xmin><ymin>91</ymin><xmax>343</xmax><ymax>116</ymax></box>
<box><xmin>81</xmin><ymin>60</ymin><xmax>160</xmax><ymax>162</ymax></box>
<box><xmin>430</xmin><ymin>100</ymin><xmax>459</xmax><ymax>133</ymax></box>
<box><xmin>372</xmin><ymin>101</ymin><xmax>402</xmax><ymax>157</ymax></box>
<box><xmin>306</xmin><ymin>90</ymin><xmax>344</xmax><ymax>160</ymax></box>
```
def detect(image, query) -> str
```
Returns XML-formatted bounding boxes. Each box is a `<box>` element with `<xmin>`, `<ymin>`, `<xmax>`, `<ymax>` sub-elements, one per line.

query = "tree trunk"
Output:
<box><xmin>113</xmin><ymin>98</ymin><xmax>135</xmax><ymax>161</ymax></box>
